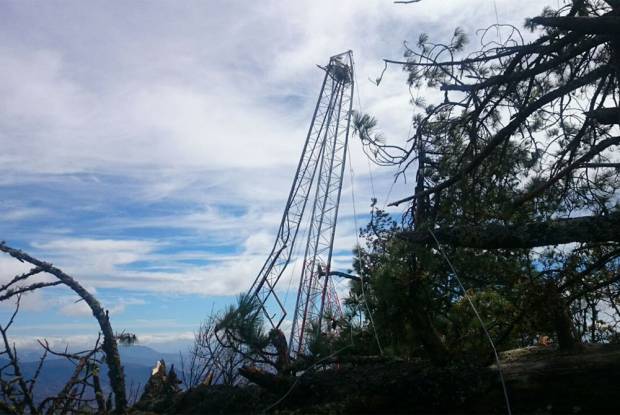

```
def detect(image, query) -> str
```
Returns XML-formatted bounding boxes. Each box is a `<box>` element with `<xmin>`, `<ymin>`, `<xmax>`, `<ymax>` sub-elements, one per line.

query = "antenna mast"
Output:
<box><xmin>247</xmin><ymin>51</ymin><xmax>354</xmax><ymax>357</ymax></box>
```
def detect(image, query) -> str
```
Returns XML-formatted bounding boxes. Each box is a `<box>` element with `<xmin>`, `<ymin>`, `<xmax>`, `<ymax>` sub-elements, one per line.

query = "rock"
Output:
<box><xmin>134</xmin><ymin>360</ymin><xmax>182</xmax><ymax>412</ymax></box>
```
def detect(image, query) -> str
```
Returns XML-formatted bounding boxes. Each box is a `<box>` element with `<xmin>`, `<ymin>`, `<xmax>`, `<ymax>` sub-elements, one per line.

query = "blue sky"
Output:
<box><xmin>0</xmin><ymin>0</ymin><xmax>545</xmax><ymax>353</ymax></box>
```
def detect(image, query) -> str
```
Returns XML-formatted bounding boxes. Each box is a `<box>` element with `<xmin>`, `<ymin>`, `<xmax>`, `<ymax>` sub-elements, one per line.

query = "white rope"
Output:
<box><xmin>282</xmin><ymin>252</ymin><xmax>299</xmax><ymax>308</ymax></box>
<box><xmin>283</xmin><ymin>223</ymin><xmax>308</xmax><ymax>308</ymax></box>
<box><xmin>428</xmin><ymin>229</ymin><xmax>512</xmax><ymax>415</ymax></box>
<box><xmin>348</xmin><ymin>54</ymin><xmax>383</xmax><ymax>354</ymax></box>
<box><xmin>382</xmin><ymin>174</ymin><xmax>398</xmax><ymax>210</ymax></box>
<box><xmin>353</xmin><ymin>63</ymin><xmax>378</xmax><ymax>202</ymax></box>
<box><xmin>367</xmin><ymin>158</ymin><xmax>377</xmax><ymax>201</ymax></box>
<box><xmin>492</xmin><ymin>0</ymin><xmax>503</xmax><ymax>43</ymax></box>
<box><xmin>347</xmin><ymin>141</ymin><xmax>384</xmax><ymax>355</ymax></box>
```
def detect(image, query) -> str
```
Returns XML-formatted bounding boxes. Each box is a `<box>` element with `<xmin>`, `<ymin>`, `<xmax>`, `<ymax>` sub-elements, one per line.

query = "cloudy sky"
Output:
<box><xmin>0</xmin><ymin>0</ymin><xmax>546</xmax><ymax>352</ymax></box>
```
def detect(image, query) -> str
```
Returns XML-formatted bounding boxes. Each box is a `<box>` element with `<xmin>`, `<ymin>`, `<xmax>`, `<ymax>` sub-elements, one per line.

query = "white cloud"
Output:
<box><xmin>21</xmin><ymin>234</ymin><xmax>273</xmax><ymax>296</ymax></box>
<box><xmin>31</xmin><ymin>238</ymin><xmax>160</xmax><ymax>275</ymax></box>
<box><xmin>0</xmin><ymin>0</ymin><xmax>546</xmax><ymax>178</ymax></box>
<box><xmin>243</xmin><ymin>232</ymin><xmax>277</xmax><ymax>255</ymax></box>
<box><xmin>0</xmin><ymin>207</ymin><xmax>50</xmax><ymax>221</ymax></box>
<box><xmin>58</xmin><ymin>300</ymin><xmax>92</xmax><ymax>318</ymax></box>
<box><xmin>7</xmin><ymin>330</ymin><xmax>196</xmax><ymax>354</ymax></box>
<box><xmin>19</xmin><ymin>229</ymin><xmax>352</xmax><ymax>299</ymax></box>
<box><xmin>0</xmin><ymin>48</ymin><xmax>90</xmax><ymax>129</ymax></box>
<box><xmin>132</xmin><ymin>331</ymin><xmax>194</xmax><ymax>345</ymax></box>
<box><xmin>0</xmin><ymin>0</ymin><xmax>553</xmax><ymax>345</ymax></box>
<box><xmin>0</xmin><ymin>255</ymin><xmax>33</xmax><ymax>280</ymax></box>
<box><xmin>57</xmin><ymin>296</ymin><xmax>145</xmax><ymax>318</ymax></box>
<box><xmin>7</xmin><ymin>334</ymin><xmax>100</xmax><ymax>352</ymax></box>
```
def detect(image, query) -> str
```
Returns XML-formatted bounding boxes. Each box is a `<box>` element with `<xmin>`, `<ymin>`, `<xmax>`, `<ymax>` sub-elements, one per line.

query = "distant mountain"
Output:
<box><xmin>15</xmin><ymin>344</ymin><xmax>181</xmax><ymax>366</ymax></box>
<box><xmin>118</xmin><ymin>344</ymin><xmax>181</xmax><ymax>369</ymax></box>
<box><xmin>2</xmin><ymin>345</ymin><xmax>185</xmax><ymax>404</ymax></box>
<box><xmin>12</xmin><ymin>348</ymin><xmax>51</xmax><ymax>363</ymax></box>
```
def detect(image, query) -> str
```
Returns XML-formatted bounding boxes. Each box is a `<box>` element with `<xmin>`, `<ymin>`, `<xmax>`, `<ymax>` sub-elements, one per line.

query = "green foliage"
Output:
<box><xmin>353</xmin><ymin>111</ymin><xmax>385</xmax><ymax>147</ymax></box>
<box><xmin>305</xmin><ymin>320</ymin><xmax>334</xmax><ymax>358</ymax></box>
<box><xmin>345</xmin><ymin>203</ymin><xmax>567</xmax><ymax>363</ymax></box>
<box><xmin>216</xmin><ymin>293</ymin><xmax>270</xmax><ymax>352</ymax></box>
<box><xmin>205</xmin><ymin>0</ymin><xmax>620</xmax><ymax>376</ymax></box>
<box><xmin>344</xmin><ymin>0</ymin><xmax>620</xmax><ymax>365</ymax></box>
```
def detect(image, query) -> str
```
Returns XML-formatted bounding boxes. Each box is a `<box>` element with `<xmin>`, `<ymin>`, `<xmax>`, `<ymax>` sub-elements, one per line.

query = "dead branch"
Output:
<box><xmin>0</xmin><ymin>242</ymin><xmax>127</xmax><ymax>412</ymax></box>
<box><xmin>0</xmin><ymin>296</ymin><xmax>38</xmax><ymax>414</ymax></box>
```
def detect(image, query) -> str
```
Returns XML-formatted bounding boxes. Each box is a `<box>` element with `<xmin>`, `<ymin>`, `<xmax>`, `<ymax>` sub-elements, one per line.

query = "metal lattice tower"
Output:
<box><xmin>246</xmin><ymin>51</ymin><xmax>354</xmax><ymax>357</ymax></box>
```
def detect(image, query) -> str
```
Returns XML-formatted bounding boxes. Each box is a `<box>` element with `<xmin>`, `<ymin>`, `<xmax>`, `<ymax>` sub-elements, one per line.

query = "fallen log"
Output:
<box><xmin>237</xmin><ymin>366</ymin><xmax>292</xmax><ymax>392</ymax></box>
<box><xmin>136</xmin><ymin>344</ymin><xmax>620</xmax><ymax>414</ymax></box>
<box><xmin>398</xmin><ymin>212</ymin><xmax>620</xmax><ymax>249</ymax></box>
<box><xmin>248</xmin><ymin>344</ymin><xmax>620</xmax><ymax>413</ymax></box>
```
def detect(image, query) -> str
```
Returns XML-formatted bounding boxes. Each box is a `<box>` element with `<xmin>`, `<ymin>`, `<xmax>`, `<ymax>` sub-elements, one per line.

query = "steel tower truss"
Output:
<box><xmin>247</xmin><ymin>51</ymin><xmax>354</xmax><ymax>357</ymax></box>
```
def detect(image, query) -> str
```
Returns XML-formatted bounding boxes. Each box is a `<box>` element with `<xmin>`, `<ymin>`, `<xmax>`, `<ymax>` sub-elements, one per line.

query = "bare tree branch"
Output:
<box><xmin>0</xmin><ymin>242</ymin><xmax>127</xmax><ymax>412</ymax></box>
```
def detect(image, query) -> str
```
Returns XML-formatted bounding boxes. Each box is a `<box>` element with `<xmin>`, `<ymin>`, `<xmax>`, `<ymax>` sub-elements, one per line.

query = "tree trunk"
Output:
<box><xmin>410</xmin><ymin>307</ymin><xmax>450</xmax><ymax>366</ymax></box>
<box><xmin>238</xmin><ymin>366</ymin><xmax>292</xmax><ymax>392</ymax></box>
<box><xmin>545</xmin><ymin>283</ymin><xmax>581</xmax><ymax>351</ymax></box>
<box><xmin>530</xmin><ymin>16</ymin><xmax>620</xmax><ymax>35</ymax></box>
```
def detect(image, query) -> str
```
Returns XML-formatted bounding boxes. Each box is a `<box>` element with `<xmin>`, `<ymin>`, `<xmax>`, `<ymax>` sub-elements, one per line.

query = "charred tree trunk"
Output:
<box><xmin>409</xmin><ymin>143</ymin><xmax>450</xmax><ymax>366</ymax></box>
<box><xmin>409</xmin><ymin>305</ymin><xmax>450</xmax><ymax>366</ymax></box>
<box><xmin>546</xmin><ymin>283</ymin><xmax>581</xmax><ymax>351</ymax></box>
<box><xmin>268</xmin><ymin>329</ymin><xmax>290</xmax><ymax>374</ymax></box>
